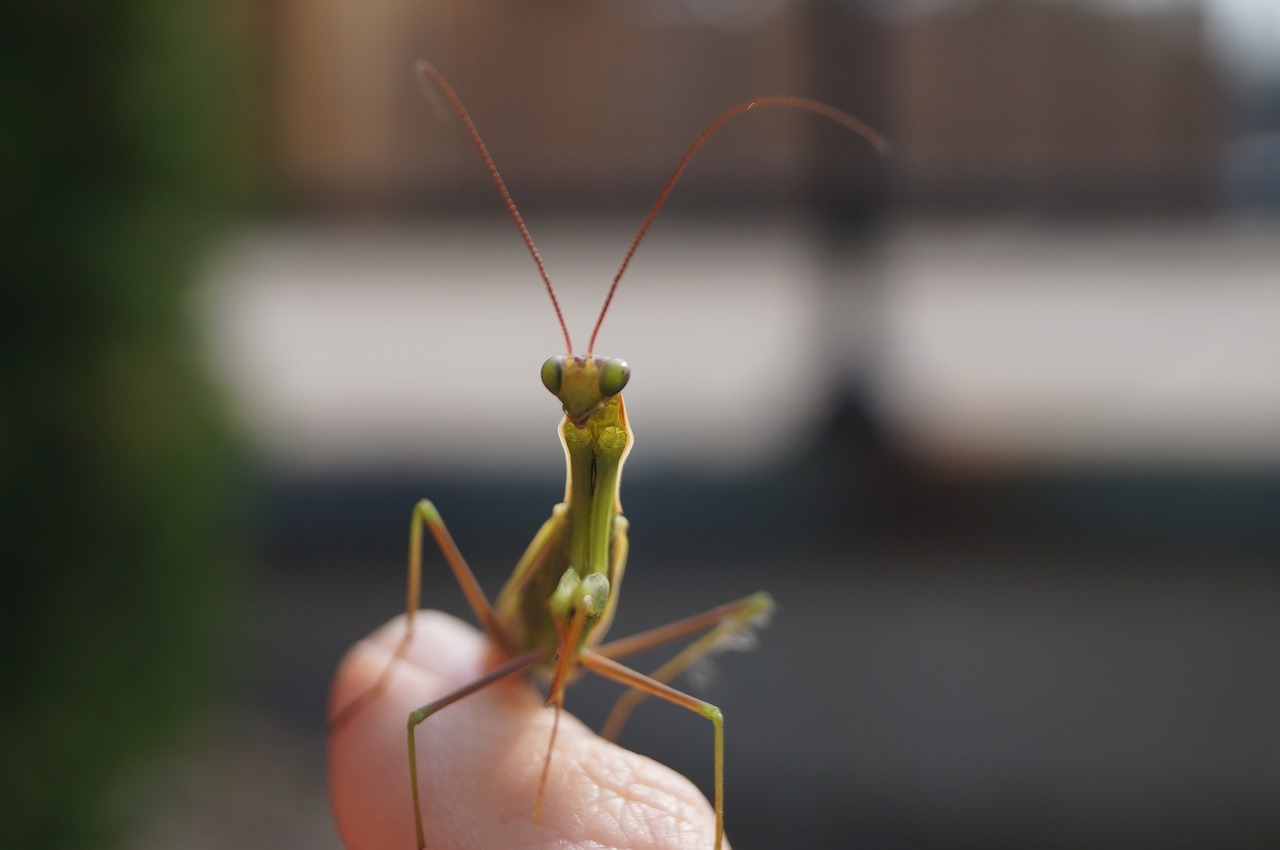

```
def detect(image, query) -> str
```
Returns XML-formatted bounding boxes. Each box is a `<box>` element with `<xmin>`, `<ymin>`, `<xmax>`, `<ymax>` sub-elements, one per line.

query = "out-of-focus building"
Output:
<box><xmin>887</xmin><ymin>0</ymin><xmax>1220</xmax><ymax>213</ymax></box>
<box><xmin>265</xmin><ymin>0</ymin><xmax>1220</xmax><ymax>215</ymax></box>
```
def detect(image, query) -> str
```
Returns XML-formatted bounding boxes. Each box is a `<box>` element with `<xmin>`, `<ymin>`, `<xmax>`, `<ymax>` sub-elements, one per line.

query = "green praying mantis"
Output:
<box><xmin>329</xmin><ymin>60</ymin><xmax>887</xmax><ymax>850</ymax></box>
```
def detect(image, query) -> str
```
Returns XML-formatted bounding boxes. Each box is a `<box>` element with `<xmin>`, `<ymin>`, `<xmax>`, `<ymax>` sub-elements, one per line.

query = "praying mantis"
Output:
<box><xmin>329</xmin><ymin>60</ymin><xmax>887</xmax><ymax>850</ymax></box>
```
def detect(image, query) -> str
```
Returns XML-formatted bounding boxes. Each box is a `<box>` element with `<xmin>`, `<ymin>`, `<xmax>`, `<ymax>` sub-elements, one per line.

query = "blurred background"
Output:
<box><xmin>5</xmin><ymin>1</ymin><xmax>1279</xmax><ymax>849</ymax></box>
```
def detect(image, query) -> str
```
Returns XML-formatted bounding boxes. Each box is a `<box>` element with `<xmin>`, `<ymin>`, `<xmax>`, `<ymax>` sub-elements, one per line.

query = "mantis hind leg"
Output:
<box><xmin>580</xmin><ymin>650</ymin><xmax>728</xmax><ymax>850</ymax></box>
<box><xmin>329</xmin><ymin>499</ymin><xmax>506</xmax><ymax>729</ymax></box>
<box><xmin>595</xmin><ymin>591</ymin><xmax>774</xmax><ymax>741</ymax></box>
<box><xmin>405</xmin><ymin>648</ymin><xmax>546</xmax><ymax>849</ymax></box>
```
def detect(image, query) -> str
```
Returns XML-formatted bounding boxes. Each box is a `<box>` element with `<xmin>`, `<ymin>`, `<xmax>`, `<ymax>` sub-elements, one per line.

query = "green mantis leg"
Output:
<box><xmin>330</xmin><ymin>499</ymin><xmax>517</xmax><ymax>729</ymax></box>
<box><xmin>406</xmin><ymin>648</ymin><xmax>547</xmax><ymax>849</ymax></box>
<box><xmin>409</xmin><ymin>499</ymin><xmax>509</xmax><ymax>647</ymax></box>
<box><xmin>580</xmin><ymin>650</ymin><xmax>728</xmax><ymax>850</ymax></box>
<box><xmin>596</xmin><ymin>591</ymin><xmax>774</xmax><ymax>741</ymax></box>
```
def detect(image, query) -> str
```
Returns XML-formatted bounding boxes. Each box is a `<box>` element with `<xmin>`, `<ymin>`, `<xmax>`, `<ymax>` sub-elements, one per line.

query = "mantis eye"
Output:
<box><xmin>598</xmin><ymin>358</ymin><xmax>630</xmax><ymax>396</ymax></box>
<box><xmin>541</xmin><ymin>356</ymin><xmax>565</xmax><ymax>394</ymax></box>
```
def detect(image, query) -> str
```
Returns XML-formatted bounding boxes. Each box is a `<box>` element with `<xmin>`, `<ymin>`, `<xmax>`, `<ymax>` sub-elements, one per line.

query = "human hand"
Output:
<box><xmin>328</xmin><ymin>610</ymin><xmax>726</xmax><ymax>849</ymax></box>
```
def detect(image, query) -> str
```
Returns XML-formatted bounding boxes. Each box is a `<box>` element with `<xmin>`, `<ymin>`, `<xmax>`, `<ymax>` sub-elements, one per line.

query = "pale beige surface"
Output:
<box><xmin>328</xmin><ymin>610</ymin><xmax>724</xmax><ymax>850</ymax></box>
<box><xmin>203</xmin><ymin>219</ymin><xmax>1280</xmax><ymax>476</ymax></box>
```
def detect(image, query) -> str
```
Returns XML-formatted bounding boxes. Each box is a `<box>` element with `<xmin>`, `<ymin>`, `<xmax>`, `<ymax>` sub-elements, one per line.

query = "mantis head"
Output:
<box><xmin>540</xmin><ymin>355</ymin><xmax>630</xmax><ymax>428</ymax></box>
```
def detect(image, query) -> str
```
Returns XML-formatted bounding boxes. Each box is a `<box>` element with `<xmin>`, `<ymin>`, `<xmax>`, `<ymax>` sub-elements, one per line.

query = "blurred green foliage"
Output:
<box><xmin>1</xmin><ymin>3</ymin><xmax>253</xmax><ymax>848</ymax></box>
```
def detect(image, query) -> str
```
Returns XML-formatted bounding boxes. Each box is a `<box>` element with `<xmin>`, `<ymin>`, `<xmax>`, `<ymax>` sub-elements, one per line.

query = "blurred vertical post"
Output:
<box><xmin>802</xmin><ymin>1</ymin><xmax>896</xmax><ymax>535</ymax></box>
<box><xmin>0</xmin><ymin>3</ymin><xmax>251</xmax><ymax>848</ymax></box>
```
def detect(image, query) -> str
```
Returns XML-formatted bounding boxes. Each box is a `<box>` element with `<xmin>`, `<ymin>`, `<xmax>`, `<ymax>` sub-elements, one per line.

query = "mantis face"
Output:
<box><xmin>540</xmin><ymin>355</ymin><xmax>630</xmax><ymax>428</ymax></box>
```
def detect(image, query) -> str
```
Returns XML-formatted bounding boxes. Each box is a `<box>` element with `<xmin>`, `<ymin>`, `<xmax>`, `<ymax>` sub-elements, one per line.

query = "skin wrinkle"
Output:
<box><xmin>576</xmin><ymin>739</ymin><xmax>716</xmax><ymax>848</ymax></box>
<box><xmin>551</xmin><ymin>745</ymin><xmax>634</xmax><ymax>847</ymax></box>
<box><xmin>532</xmin><ymin>713</ymin><xmax>717</xmax><ymax>849</ymax></box>
<box><xmin>525</xmin><ymin>731</ymin><xmax>635</xmax><ymax>848</ymax></box>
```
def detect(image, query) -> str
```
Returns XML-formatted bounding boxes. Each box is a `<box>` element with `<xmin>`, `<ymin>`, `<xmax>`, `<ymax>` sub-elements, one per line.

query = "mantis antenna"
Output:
<box><xmin>586</xmin><ymin>96</ymin><xmax>889</xmax><ymax>356</ymax></box>
<box><xmin>413</xmin><ymin>60</ymin><xmax>574</xmax><ymax>357</ymax></box>
<box><xmin>415</xmin><ymin>59</ymin><xmax>890</xmax><ymax>361</ymax></box>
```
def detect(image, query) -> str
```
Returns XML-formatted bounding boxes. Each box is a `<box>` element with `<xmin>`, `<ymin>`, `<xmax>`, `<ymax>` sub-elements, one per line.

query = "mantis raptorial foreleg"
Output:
<box><xmin>580</xmin><ymin>650</ymin><xmax>728</xmax><ymax>850</ymax></box>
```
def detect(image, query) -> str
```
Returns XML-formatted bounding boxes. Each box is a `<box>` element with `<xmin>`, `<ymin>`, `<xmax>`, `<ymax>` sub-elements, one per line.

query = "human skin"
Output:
<box><xmin>328</xmin><ymin>610</ymin><xmax>726</xmax><ymax>850</ymax></box>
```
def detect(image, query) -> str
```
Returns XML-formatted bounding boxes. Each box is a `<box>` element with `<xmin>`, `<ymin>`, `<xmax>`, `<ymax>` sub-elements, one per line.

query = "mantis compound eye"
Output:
<box><xmin>598</xmin><ymin>358</ymin><xmax>630</xmax><ymax>397</ymax></box>
<box><xmin>540</xmin><ymin>356</ymin><xmax>566</xmax><ymax>394</ymax></box>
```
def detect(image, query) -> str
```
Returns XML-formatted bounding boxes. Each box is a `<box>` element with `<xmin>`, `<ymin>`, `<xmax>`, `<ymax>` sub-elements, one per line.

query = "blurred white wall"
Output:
<box><xmin>200</xmin><ymin>218</ymin><xmax>1280</xmax><ymax>475</ymax></box>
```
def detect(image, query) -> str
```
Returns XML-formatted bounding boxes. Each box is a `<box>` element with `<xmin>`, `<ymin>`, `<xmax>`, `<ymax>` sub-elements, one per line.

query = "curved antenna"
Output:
<box><xmin>414</xmin><ymin>61</ymin><xmax>573</xmax><ymax>356</ymax></box>
<box><xmin>586</xmin><ymin>96</ymin><xmax>890</xmax><ymax>356</ymax></box>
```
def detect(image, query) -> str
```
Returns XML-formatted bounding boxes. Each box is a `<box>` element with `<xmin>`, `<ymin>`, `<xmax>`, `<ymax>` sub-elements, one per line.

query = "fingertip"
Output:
<box><xmin>328</xmin><ymin>613</ymin><xmax>726</xmax><ymax>850</ymax></box>
<box><xmin>328</xmin><ymin>611</ymin><xmax>481</xmax><ymax>721</ymax></box>
<box><xmin>328</xmin><ymin>612</ymin><xmax>496</xmax><ymax>850</ymax></box>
